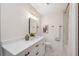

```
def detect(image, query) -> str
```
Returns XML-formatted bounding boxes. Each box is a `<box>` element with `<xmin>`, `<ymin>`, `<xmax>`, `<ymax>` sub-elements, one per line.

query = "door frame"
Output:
<box><xmin>78</xmin><ymin>3</ymin><xmax>79</xmax><ymax>56</ymax></box>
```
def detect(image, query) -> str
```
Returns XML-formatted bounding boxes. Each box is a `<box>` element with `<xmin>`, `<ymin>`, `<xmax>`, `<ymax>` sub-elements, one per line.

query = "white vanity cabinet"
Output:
<box><xmin>18</xmin><ymin>39</ymin><xmax>45</xmax><ymax>56</ymax></box>
<box><xmin>2</xmin><ymin>36</ymin><xmax>45</xmax><ymax>56</ymax></box>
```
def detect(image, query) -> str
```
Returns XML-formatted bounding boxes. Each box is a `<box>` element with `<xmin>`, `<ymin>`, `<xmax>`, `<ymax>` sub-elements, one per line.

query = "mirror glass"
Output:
<box><xmin>29</xmin><ymin>18</ymin><xmax>39</xmax><ymax>35</ymax></box>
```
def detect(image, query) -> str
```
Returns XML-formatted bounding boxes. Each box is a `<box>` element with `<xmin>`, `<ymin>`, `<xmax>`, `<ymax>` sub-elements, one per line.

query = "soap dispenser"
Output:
<box><xmin>25</xmin><ymin>34</ymin><xmax>29</xmax><ymax>41</ymax></box>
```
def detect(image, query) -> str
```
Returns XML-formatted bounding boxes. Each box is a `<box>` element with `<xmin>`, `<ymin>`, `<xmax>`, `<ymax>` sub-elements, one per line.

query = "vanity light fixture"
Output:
<box><xmin>28</xmin><ymin>14</ymin><xmax>38</xmax><ymax>21</ymax></box>
<box><xmin>25</xmin><ymin>11</ymin><xmax>38</xmax><ymax>21</ymax></box>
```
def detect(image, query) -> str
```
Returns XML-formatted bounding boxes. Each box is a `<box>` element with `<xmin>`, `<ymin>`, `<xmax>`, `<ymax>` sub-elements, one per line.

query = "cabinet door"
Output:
<box><xmin>26</xmin><ymin>46</ymin><xmax>36</xmax><ymax>56</ymax></box>
<box><xmin>3</xmin><ymin>48</ymin><xmax>13</xmax><ymax>56</ymax></box>
<box><xmin>38</xmin><ymin>42</ymin><xmax>45</xmax><ymax>56</ymax></box>
<box><xmin>17</xmin><ymin>48</ymin><xmax>31</xmax><ymax>56</ymax></box>
<box><xmin>30</xmin><ymin>39</ymin><xmax>45</xmax><ymax>56</ymax></box>
<box><xmin>17</xmin><ymin>51</ymin><xmax>25</xmax><ymax>56</ymax></box>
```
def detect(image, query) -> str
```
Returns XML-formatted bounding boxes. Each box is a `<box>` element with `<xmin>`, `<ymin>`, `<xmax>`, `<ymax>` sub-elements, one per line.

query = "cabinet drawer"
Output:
<box><xmin>17</xmin><ymin>48</ymin><xmax>31</xmax><ymax>56</ymax></box>
<box><xmin>34</xmin><ymin>39</ymin><xmax>45</xmax><ymax>48</ymax></box>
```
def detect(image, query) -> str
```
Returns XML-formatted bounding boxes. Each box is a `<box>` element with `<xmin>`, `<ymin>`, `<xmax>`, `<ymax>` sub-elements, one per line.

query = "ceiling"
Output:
<box><xmin>30</xmin><ymin>3</ymin><xmax>67</xmax><ymax>16</ymax></box>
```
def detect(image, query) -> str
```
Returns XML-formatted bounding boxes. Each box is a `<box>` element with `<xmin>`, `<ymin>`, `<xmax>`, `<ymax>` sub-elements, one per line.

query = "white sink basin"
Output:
<box><xmin>28</xmin><ymin>36</ymin><xmax>41</xmax><ymax>41</ymax></box>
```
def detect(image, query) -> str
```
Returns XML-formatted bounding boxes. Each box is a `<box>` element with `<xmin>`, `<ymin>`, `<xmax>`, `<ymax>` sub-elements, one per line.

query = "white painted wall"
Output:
<box><xmin>0</xmin><ymin>4</ymin><xmax>2</xmax><ymax>56</ymax></box>
<box><xmin>68</xmin><ymin>3</ymin><xmax>78</xmax><ymax>56</ymax></box>
<box><xmin>41</xmin><ymin>13</ymin><xmax>64</xmax><ymax>55</ymax></box>
<box><xmin>1</xmin><ymin>4</ymin><xmax>41</xmax><ymax>43</ymax></box>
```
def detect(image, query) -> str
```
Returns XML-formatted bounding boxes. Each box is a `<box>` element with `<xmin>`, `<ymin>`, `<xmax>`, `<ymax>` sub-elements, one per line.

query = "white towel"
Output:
<box><xmin>55</xmin><ymin>26</ymin><xmax>62</xmax><ymax>41</ymax></box>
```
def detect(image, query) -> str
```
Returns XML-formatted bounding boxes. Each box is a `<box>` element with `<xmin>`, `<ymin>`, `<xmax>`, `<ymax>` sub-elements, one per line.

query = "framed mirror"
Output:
<box><xmin>29</xmin><ymin>18</ymin><xmax>39</xmax><ymax>36</ymax></box>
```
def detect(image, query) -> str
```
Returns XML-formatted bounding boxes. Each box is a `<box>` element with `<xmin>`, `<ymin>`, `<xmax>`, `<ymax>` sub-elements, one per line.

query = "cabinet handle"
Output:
<box><xmin>35</xmin><ymin>45</ymin><xmax>39</xmax><ymax>47</ymax></box>
<box><xmin>36</xmin><ymin>52</ymin><xmax>39</xmax><ymax>55</ymax></box>
<box><xmin>25</xmin><ymin>52</ymin><xmax>30</xmax><ymax>56</ymax></box>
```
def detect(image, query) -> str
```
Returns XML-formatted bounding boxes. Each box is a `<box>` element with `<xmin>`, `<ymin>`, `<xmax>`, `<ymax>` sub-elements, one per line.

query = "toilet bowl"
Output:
<box><xmin>45</xmin><ymin>41</ymin><xmax>51</xmax><ymax>44</ymax></box>
<box><xmin>45</xmin><ymin>41</ymin><xmax>53</xmax><ymax>55</ymax></box>
<box><xmin>45</xmin><ymin>42</ymin><xmax>52</xmax><ymax>49</ymax></box>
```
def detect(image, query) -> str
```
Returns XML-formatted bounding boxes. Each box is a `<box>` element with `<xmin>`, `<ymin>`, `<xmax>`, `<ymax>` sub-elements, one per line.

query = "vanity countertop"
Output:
<box><xmin>2</xmin><ymin>36</ymin><xmax>44</xmax><ymax>55</ymax></box>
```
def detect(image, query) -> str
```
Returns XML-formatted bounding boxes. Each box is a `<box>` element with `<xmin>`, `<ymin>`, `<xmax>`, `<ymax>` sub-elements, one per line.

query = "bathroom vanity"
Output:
<box><xmin>2</xmin><ymin>36</ymin><xmax>45</xmax><ymax>56</ymax></box>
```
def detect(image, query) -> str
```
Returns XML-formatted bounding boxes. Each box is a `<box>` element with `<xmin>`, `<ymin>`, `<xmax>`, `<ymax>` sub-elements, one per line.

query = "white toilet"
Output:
<box><xmin>45</xmin><ymin>41</ymin><xmax>53</xmax><ymax>56</ymax></box>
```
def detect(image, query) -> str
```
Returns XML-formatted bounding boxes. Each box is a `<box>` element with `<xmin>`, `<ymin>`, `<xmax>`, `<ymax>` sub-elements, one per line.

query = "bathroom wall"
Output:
<box><xmin>1</xmin><ymin>3</ymin><xmax>41</xmax><ymax>43</ymax></box>
<box><xmin>0</xmin><ymin>4</ymin><xmax>2</xmax><ymax>56</ymax></box>
<box><xmin>41</xmin><ymin>13</ymin><xmax>64</xmax><ymax>55</ymax></box>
